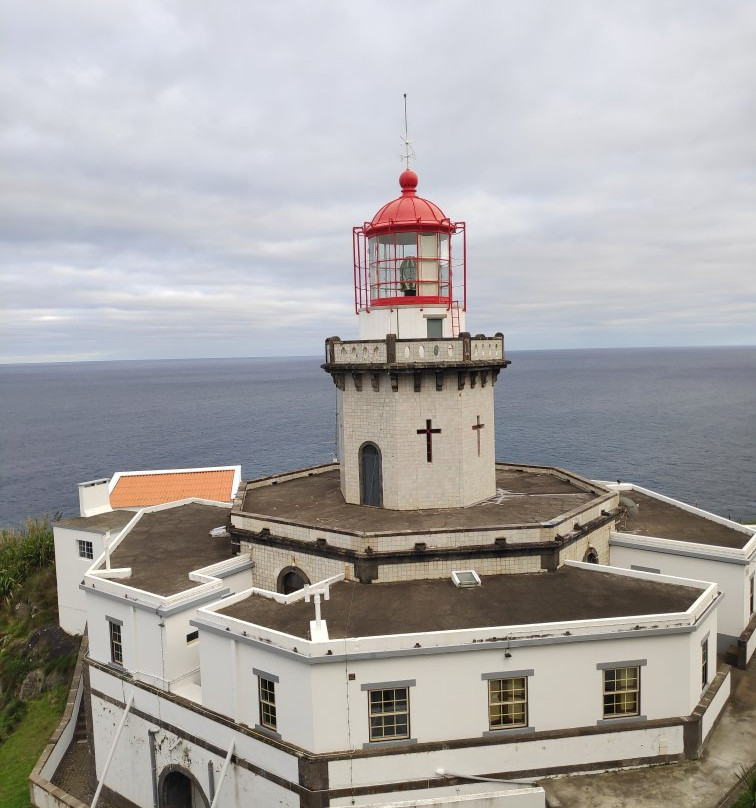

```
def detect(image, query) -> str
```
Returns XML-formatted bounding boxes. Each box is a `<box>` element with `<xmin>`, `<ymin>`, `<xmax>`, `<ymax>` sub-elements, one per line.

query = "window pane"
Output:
<box><xmin>603</xmin><ymin>667</ymin><xmax>640</xmax><ymax>717</ymax></box>
<box><xmin>368</xmin><ymin>687</ymin><xmax>410</xmax><ymax>741</ymax></box>
<box><xmin>488</xmin><ymin>678</ymin><xmax>527</xmax><ymax>730</ymax></box>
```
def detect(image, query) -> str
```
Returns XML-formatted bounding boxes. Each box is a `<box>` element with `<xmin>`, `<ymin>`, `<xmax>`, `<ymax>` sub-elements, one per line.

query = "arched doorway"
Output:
<box><xmin>583</xmin><ymin>547</ymin><xmax>599</xmax><ymax>564</ymax></box>
<box><xmin>160</xmin><ymin>768</ymin><xmax>209</xmax><ymax>808</ymax></box>
<box><xmin>277</xmin><ymin>566</ymin><xmax>310</xmax><ymax>595</ymax></box>
<box><xmin>359</xmin><ymin>442</ymin><xmax>382</xmax><ymax>507</ymax></box>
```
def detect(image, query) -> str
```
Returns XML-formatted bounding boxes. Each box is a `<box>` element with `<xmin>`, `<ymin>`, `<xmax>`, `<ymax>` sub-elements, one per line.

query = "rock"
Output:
<box><xmin>18</xmin><ymin>668</ymin><xmax>45</xmax><ymax>699</ymax></box>
<box><xmin>14</xmin><ymin>601</ymin><xmax>31</xmax><ymax>620</ymax></box>
<box><xmin>44</xmin><ymin>669</ymin><xmax>67</xmax><ymax>691</ymax></box>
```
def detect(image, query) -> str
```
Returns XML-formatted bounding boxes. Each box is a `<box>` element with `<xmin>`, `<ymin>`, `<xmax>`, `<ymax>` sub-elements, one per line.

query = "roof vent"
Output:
<box><xmin>451</xmin><ymin>570</ymin><xmax>481</xmax><ymax>588</ymax></box>
<box><xmin>209</xmin><ymin>526</ymin><xmax>229</xmax><ymax>539</ymax></box>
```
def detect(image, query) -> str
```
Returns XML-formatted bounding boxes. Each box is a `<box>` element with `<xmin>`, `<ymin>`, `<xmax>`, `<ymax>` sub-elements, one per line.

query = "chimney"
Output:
<box><xmin>78</xmin><ymin>478</ymin><xmax>112</xmax><ymax>517</ymax></box>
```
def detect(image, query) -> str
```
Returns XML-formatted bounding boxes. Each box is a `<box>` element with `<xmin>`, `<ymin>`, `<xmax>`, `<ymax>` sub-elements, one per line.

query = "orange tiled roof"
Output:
<box><xmin>110</xmin><ymin>470</ymin><xmax>236</xmax><ymax>508</ymax></box>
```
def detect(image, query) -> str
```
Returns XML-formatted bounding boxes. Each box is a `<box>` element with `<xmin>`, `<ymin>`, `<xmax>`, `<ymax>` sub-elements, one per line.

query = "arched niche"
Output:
<box><xmin>277</xmin><ymin>566</ymin><xmax>310</xmax><ymax>595</ymax></box>
<box><xmin>583</xmin><ymin>547</ymin><xmax>599</xmax><ymax>564</ymax></box>
<box><xmin>159</xmin><ymin>765</ymin><xmax>209</xmax><ymax>808</ymax></box>
<box><xmin>359</xmin><ymin>442</ymin><xmax>383</xmax><ymax>507</ymax></box>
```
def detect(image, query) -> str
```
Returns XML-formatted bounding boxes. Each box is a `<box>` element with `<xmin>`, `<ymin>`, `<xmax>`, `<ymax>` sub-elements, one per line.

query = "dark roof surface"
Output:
<box><xmin>59</xmin><ymin>510</ymin><xmax>135</xmax><ymax>532</ymax></box>
<box><xmin>619</xmin><ymin>491</ymin><xmax>751</xmax><ymax>549</ymax></box>
<box><xmin>218</xmin><ymin>566</ymin><xmax>702</xmax><ymax>639</ymax></box>
<box><xmin>239</xmin><ymin>467</ymin><xmax>604</xmax><ymax>534</ymax></box>
<box><xmin>107</xmin><ymin>502</ymin><xmax>231</xmax><ymax>596</ymax></box>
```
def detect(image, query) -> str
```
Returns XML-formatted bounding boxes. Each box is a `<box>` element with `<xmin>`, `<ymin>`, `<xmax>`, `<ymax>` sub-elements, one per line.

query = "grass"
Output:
<box><xmin>0</xmin><ymin>686</ymin><xmax>68</xmax><ymax>808</ymax></box>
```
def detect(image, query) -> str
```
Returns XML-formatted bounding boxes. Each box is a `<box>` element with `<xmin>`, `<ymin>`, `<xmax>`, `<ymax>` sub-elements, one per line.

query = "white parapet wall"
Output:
<box><xmin>329</xmin><ymin>782</ymin><xmax>545</xmax><ymax>807</ymax></box>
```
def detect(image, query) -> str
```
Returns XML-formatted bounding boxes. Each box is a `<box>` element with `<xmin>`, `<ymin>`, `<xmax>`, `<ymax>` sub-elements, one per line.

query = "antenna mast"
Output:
<box><xmin>400</xmin><ymin>92</ymin><xmax>415</xmax><ymax>169</ymax></box>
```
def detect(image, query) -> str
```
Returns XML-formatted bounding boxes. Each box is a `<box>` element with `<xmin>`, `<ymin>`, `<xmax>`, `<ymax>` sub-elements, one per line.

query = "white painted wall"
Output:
<box><xmin>358</xmin><ymin>305</ymin><xmax>466</xmax><ymax>340</ymax></box>
<box><xmin>88</xmin><ymin>667</ymin><xmax>300</xmax><ymax>808</ymax></box>
<box><xmin>54</xmin><ymin>524</ymin><xmax>129</xmax><ymax>634</ymax></box>
<box><xmin>611</xmin><ymin>541</ymin><xmax>753</xmax><ymax>647</ymax></box>
<box><xmin>330</xmin><ymin>783</ymin><xmax>545</xmax><ymax>807</ymax></box>
<box><xmin>196</xmin><ymin>610</ymin><xmax>716</xmax><ymax>756</ymax></box>
<box><xmin>702</xmin><ymin>669</ymin><xmax>731</xmax><ymax>742</ymax></box>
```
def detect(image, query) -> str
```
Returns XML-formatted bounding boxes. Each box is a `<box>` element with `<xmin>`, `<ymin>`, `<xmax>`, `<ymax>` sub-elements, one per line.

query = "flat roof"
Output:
<box><xmin>107</xmin><ymin>502</ymin><xmax>231</xmax><ymax>596</ymax></box>
<box><xmin>619</xmin><ymin>491</ymin><xmax>751</xmax><ymax>549</ymax></box>
<box><xmin>238</xmin><ymin>466</ymin><xmax>605</xmax><ymax>534</ymax></box>
<box><xmin>58</xmin><ymin>510</ymin><xmax>135</xmax><ymax>533</ymax></box>
<box><xmin>217</xmin><ymin>566</ymin><xmax>702</xmax><ymax>639</ymax></box>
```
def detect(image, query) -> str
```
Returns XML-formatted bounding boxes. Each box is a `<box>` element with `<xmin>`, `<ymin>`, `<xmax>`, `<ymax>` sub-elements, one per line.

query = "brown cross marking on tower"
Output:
<box><xmin>417</xmin><ymin>419</ymin><xmax>441</xmax><ymax>463</ymax></box>
<box><xmin>472</xmin><ymin>415</ymin><xmax>485</xmax><ymax>456</ymax></box>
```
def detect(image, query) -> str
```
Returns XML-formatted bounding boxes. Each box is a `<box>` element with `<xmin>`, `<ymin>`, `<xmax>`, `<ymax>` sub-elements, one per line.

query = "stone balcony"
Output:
<box><xmin>323</xmin><ymin>332</ymin><xmax>509</xmax><ymax>372</ymax></box>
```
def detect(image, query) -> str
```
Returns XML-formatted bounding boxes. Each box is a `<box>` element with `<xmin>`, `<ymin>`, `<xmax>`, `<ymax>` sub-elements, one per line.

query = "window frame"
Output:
<box><xmin>77</xmin><ymin>539</ymin><xmax>94</xmax><ymax>560</ymax></box>
<box><xmin>361</xmin><ymin>679</ymin><xmax>416</xmax><ymax>746</ymax></box>
<box><xmin>253</xmin><ymin>668</ymin><xmax>279</xmax><ymax>736</ymax></box>
<box><xmin>107</xmin><ymin>618</ymin><xmax>123</xmax><ymax>667</ymax></box>
<box><xmin>488</xmin><ymin>676</ymin><xmax>528</xmax><ymax>730</ymax></box>
<box><xmin>481</xmin><ymin>669</ymin><xmax>534</xmax><ymax>735</ymax></box>
<box><xmin>597</xmin><ymin>660</ymin><xmax>645</xmax><ymax>721</ymax></box>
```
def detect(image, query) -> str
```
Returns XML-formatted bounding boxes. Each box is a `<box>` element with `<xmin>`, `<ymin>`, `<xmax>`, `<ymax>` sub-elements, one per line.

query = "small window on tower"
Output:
<box><xmin>427</xmin><ymin>318</ymin><xmax>443</xmax><ymax>339</ymax></box>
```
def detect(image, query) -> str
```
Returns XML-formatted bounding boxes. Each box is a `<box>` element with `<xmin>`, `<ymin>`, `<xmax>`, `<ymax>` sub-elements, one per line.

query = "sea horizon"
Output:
<box><xmin>2</xmin><ymin>341</ymin><xmax>755</xmax><ymax>368</ymax></box>
<box><xmin>2</xmin><ymin>345</ymin><xmax>755</xmax><ymax>529</ymax></box>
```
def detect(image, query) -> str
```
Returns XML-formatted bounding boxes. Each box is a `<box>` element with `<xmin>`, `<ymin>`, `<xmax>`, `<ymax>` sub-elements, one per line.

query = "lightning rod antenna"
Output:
<box><xmin>400</xmin><ymin>92</ymin><xmax>415</xmax><ymax>169</ymax></box>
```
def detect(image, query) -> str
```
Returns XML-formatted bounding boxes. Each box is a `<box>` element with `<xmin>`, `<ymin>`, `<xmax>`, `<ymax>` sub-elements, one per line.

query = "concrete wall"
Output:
<box><xmin>88</xmin><ymin>666</ymin><xmax>300</xmax><ymax>808</ymax></box>
<box><xmin>611</xmin><ymin>540</ymin><xmax>753</xmax><ymax>647</ymax></box>
<box><xmin>197</xmin><ymin>606</ymin><xmax>716</xmax><ymax>756</ymax></box>
<box><xmin>330</xmin><ymin>783</ymin><xmax>545</xmax><ymax>807</ymax></box>
<box><xmin>54</xmin><ymin>525</ymin><xmax>125</xmax><ymax>635</ymax></box>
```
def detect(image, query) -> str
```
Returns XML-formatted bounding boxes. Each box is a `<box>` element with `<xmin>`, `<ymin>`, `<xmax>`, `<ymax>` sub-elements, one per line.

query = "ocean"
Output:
<box><xmin>1</xmin><ymin>346</ymin><xmax>754</xmax><ymax>529</ymax></box>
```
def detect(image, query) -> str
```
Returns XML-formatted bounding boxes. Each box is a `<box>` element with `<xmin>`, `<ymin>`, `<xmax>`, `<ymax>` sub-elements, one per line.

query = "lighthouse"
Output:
<box><xmin>323</xmin><ymin>170</ymin><xmax>510</xmax><ymax>510</ymax></box>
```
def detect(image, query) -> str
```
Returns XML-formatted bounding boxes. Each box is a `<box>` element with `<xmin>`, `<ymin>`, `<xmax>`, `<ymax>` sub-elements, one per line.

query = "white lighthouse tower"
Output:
<box><xmin>323</xmin><ymin>170</ymin><xmax>509</xmax><ymax>510</ymax></box>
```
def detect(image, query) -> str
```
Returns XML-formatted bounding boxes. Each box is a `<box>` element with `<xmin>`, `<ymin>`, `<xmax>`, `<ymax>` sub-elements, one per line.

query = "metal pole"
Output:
<box><xmin>209</xmin><ymin>740</ymin><xmax>235</xmax><ymax>808</ymax></box>
<box><xmin>91</xmin><ymin>694</ymin><xmax>134</xmax><ymax>808</ymax></box>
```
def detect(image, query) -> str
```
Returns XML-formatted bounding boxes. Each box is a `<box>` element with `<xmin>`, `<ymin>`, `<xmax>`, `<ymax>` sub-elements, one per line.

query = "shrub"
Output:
<box><xmin>0</xmin><ymin>516</ymin><xmax>56</xmax><ymax>606</ymax></box>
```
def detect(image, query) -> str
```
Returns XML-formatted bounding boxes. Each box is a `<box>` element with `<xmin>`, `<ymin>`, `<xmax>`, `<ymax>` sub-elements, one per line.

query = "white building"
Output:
<box><xmin>34</xmin><ymin>170</ymin><xmax>754</xmax><ymax>808</ymax></box>
<box><xmin>54</xmin><ymin>466</ymin><xmax>240</xmax><ymax>634</ymax></box>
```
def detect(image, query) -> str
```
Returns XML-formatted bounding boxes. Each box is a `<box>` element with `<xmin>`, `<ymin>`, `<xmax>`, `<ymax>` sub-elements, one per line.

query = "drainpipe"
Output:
<box><xmin>91</xmin><ymin>694</ymin><xmax>134</xmax><ymax>808</ymax></box>
<box><xmin>209</xmin><ymin>740</ymin><xmax>235</xmax><ymax>808</ymax></box>
<box><xmin>148</xmin><ymin>728</ymin><xmax>159</xmax><ymax>808</ymax></box>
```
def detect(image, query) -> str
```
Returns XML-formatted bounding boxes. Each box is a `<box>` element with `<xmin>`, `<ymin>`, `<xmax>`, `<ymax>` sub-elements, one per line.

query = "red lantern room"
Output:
<box><xmin>353</xmin><ymin>170</ymin><xmax>467</xmax><ymax>339</ymax></box>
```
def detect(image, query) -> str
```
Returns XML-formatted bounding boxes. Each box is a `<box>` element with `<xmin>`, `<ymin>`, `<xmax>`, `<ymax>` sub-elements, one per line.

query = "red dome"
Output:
<box><xmin>365</xmin><ymin>171</ymin><xmax>452</xmax><ymax>234</ymax></box>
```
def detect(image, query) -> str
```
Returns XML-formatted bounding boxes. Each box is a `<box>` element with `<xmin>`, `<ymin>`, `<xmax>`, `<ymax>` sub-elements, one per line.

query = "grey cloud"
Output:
<box><xmin>1</xmin><ymin>0</ymin><xmax>754</xmax><ymax>361</ymax></box>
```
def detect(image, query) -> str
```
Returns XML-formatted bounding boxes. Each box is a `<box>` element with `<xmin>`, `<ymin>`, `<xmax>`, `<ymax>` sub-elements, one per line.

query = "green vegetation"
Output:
<box><xmin>734</xmin><ymin>764</ymin><xmax>756</xmax><ymax>808</ymax></box>
<box><xmin>0</xmin><ymin>519</ymin><xmax>79</xmax><ymax>805</ymax></box>
<box><xmin>0</xmin><ymin>516</ymin><xmax>56</xmax><ymax>606</ymax></box>
<box><xmin>0</xmin><ymin>686</ymin><xmax>68</xmax><ymax>808</ymax></box>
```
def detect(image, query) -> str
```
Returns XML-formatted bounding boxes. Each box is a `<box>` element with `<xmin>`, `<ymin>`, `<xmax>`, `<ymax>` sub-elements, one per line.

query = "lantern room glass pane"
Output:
<box><xmin>366</xmin><ymin>231</ymin><xmax>454</xmax><ymax>300</ymax></box>
<box><xmin>439</xmin><ymin>234</ymin><xmax>450</xmax><ymax>297</ymax></box>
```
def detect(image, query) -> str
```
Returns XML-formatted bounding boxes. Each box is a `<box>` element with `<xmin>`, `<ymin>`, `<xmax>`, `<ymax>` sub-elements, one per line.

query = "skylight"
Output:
<box><xmin>451</xmin><ymin>570</ymin><xmax>481</xmax><ymax>588</ymax></box>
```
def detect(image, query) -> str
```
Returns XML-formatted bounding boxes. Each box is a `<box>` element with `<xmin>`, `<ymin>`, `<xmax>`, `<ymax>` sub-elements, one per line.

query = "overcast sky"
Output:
<box><xmin>1</xmin><ymin>1</ymin><xmax>754</xmax><ymax>363</ymax></box>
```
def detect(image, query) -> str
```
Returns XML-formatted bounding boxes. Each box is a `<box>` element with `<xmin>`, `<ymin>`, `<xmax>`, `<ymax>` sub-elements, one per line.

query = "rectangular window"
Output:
<box><xmin>488</xmin><ymin>677</ymin><xmax>528</xmax><ymax>730</ymax></box>
<box><xmin>186</xmin><ymin>630</ymin><xmax>199</xmax><ymax>644</ymax></box>
<box><xmin>109</xmin><ymin>620</ymin><xmax>123</xmax><ymax>666</ymax></box>
<box><xmin>426</xmin><ymin>317</ymin><xmax>443</xmax><ymax>338</ymax></box>
<box><xmin>603</xmin><ymin>666</ymin><xmax>640</xmax><ymax>718</ymax></box>
<box><xmin>258</xmin><ymin>677</ymin><xmax>277</xmax><ymax>731</ymax></box>
<box><xmin>368</xmin><ymin>687</ymin><xmax>409</xmax><ymax>741</ymax></box>
<box><xmin>78</xmin><ymin>539</ymin><xmax>93</xmax><ymax>559</ymax></box>
<box><xmin>701</xmin><ymin>638</ymin><xmax>709</xmax><ymax>688</ymax></box>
